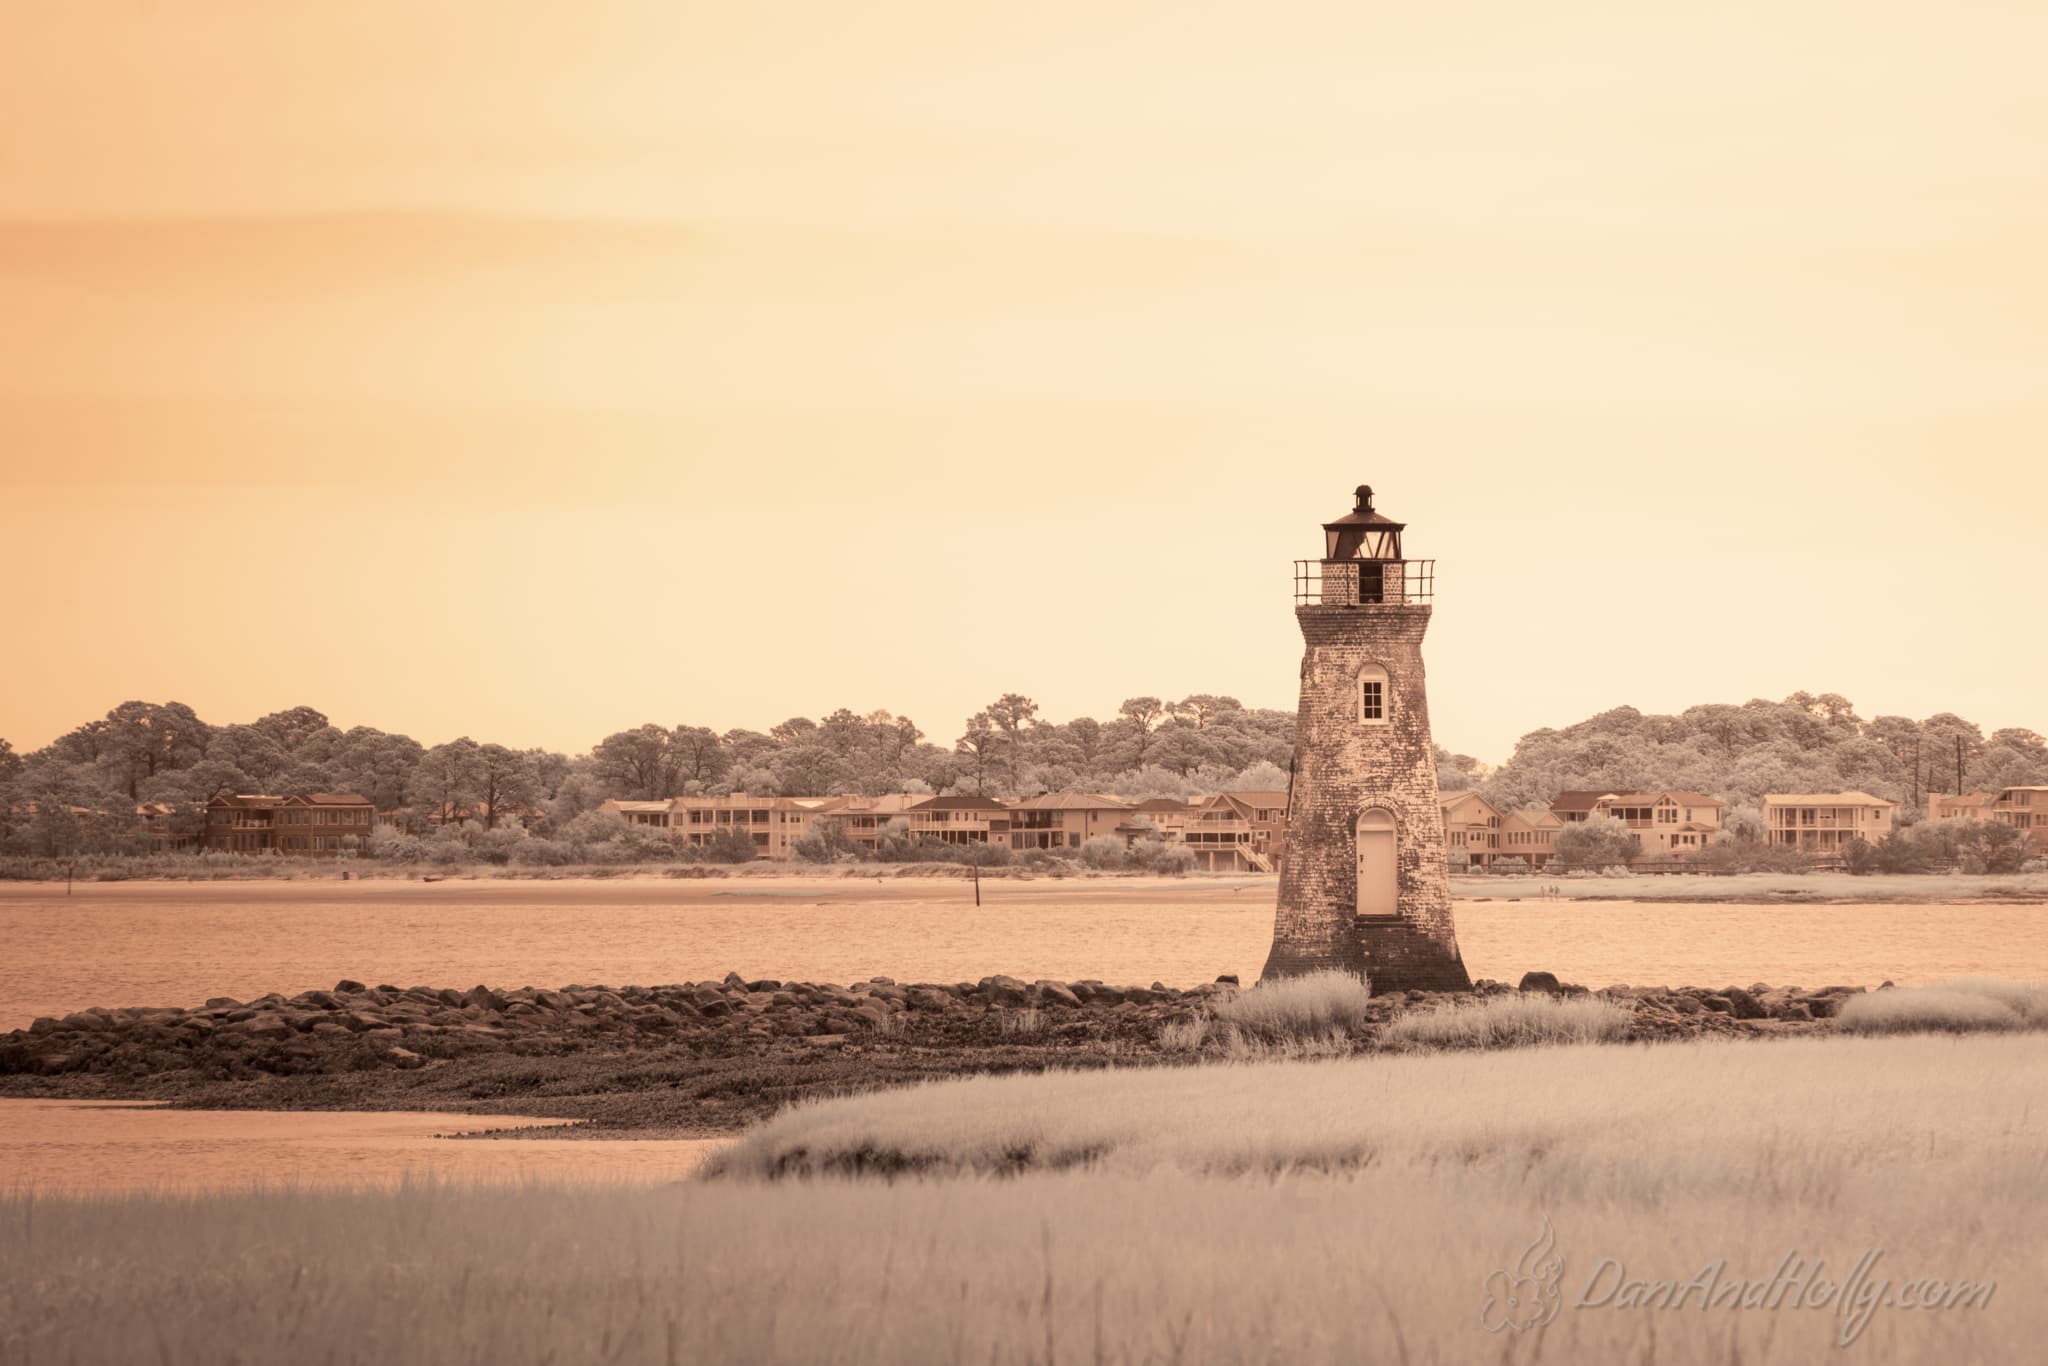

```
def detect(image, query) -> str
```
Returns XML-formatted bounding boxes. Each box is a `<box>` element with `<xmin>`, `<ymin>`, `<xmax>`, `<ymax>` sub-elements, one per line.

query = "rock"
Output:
<box><xmin>980</xmin><ymin>975</ymin><xmax>1031</xmax><ymax>1006</ymax></box>
<box><xmin>384</xmin><ymin>1046</ymin><xmax>426</xmax><ymax>1069</ymax></box>
<box><xmin>1721</xmin><ymin>987</ymin><xmax>1767</xmax><ymax>1020</ymax></box>
<box><xmin>1669</xmin><ymin>995</ymin><xmax>1706</xmax><ymax>1016</ymax></box>
<box><xmin>334</xmin><ymin>980</ymin><xmax>367</xmax><ymax>994</ymax></box>
<box><xmin>1033</xmin><ymin>981</ymin><xmax>1082</xmax><ymax>1009</ymax></box>
<box><xmin>723</xmin><ymin>972</ymin><xmax>749</xmax><ymax>989</ymax></box>
<box><xmin>1517</xmin><ymin>971</ymin><xmax>1564</xmax><ymax>995</ymax></box>
<box><xmin>906</xmin><ymin>988</ymin><xmax>955</xmax><ymax>1012</ymax></box>
<box><xmin>1215</xmin><ymin>974</ymin><xmax>1240</xmax><ymax>986</ymax></box>
<box><xmin>1701</xmin><ymin>995</ymin><xmax>1734</xmax><ymax>1015</ymax></box>
<box><xmin>28</xmin><ymin>1017</ymin><xmax>58</xmax><ymax>1035</ymax></box>
<box><xmin>204</xmin><ymin>997</ymin><xmax>241</xmax><ymax>1010</ymax></box>
<box><xmin>240</xmin><ymin>1013</ymin><xmax>294</xmax><ymax>1039</ymax></box>
<box><xmin>746</xmin><ymin>979</ymin><xmax>783</xmax><ymax>993</ymax></box>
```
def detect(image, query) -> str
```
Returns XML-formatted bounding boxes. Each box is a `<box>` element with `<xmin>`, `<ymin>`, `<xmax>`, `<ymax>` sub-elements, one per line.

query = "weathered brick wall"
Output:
<box><xmin>1262</xmin><ymin>602</ymin><xmax>1472</xmax><ymax>993</ymax></box>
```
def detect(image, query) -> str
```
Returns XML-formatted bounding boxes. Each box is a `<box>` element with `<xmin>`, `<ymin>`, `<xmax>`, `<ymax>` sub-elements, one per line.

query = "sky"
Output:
<box><xmin>2</xmin><ymin>0</ymin><xmax>2044</xmax><ymax>765</ymax></box>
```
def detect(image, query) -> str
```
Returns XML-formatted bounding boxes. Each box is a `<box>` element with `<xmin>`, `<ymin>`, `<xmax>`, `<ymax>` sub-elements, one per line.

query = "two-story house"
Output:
<box><xmin>203</xmin><ymin>793</ymin><xmax>374</xmax><ymax>856</ymax></box>
<box><xmin>1762</xmin><ymin>792</ymin><xmax>1898</xmax><ymax>852</ymax></box>
<box><xmin>1441</xmin><ymin>790</ymin><xmax>1505</xmax><ymax>868</ymax></box>
<box><xmin>1182</xmin><ymin>791</ymin><xmax>1288</xmax><ymax>871</ymax></box>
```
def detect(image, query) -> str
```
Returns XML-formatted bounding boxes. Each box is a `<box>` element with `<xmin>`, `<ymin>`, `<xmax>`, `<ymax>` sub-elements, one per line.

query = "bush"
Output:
<box><xmin>1077</xmin><ymin>836</ymin><xmax>1126</xmax><ymax>870</ymax></box>
<box><xmin>791</xmin><ymin>824</ymin><xmax>865</xmax><ymax>863</ymax></box>
<box><xmin>1490</xmin><ymin>856</ymin><xmax>1531</xmax><ymax>876</ymax></box>
<box><xmin>1553</xmin><ymin>815</ymin><xmax>1638</xmax><ymax>872</ymax></box>
<box><xmin>1836</xmin><ymin>978</ymin><xmax>2048</xmax><ymax>1035</ymax></box>
<box><xmin>1126</xmin><ymin>838</ymin><xmax>1196</xmax><ymax>875</ymax></box>
<box><xmin>1211</xmin><ymin>971</ymin><xmax>1372</xmax><ymax>1043</ymax></box>
<box><xmin>692</xmin><ymin>825</ymin><xmax>760</xmax><ymax>864</ymax></box>
<box><xmin>1381</xmin><ymin>994</ymin><xmax>1631</xmax><ymax>1050</ymax></box>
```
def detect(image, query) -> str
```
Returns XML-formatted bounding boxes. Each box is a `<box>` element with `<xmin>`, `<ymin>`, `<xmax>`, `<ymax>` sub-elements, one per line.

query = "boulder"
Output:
<box><xmin>1721</xmin><ymin>987</ymin><xmax>1767</xmax><ymax>1021</ymax></box>
<box><xmin>1517</xmin><ymin>972</ymin><xmax>1564</xmax><ymax>995</ymax></box>
<box><xmin>334</xmin><ymin>980</ymin><xmax>367</xmax><ymax>994</ymax></box>
<box><xmin>384</xmin><ymin>1046</ymin><xmax>426</xmax><ymax>1069</ymax></box>
<box><xmin>980</xmin><ymin>975</ymin><xmax>1031</xmax><ymax>1006</ymax></box>
<box><xmin>1033</xmin><ymin>981</ymin><xmax>1082</xmax><ymax>1009</ymax></box>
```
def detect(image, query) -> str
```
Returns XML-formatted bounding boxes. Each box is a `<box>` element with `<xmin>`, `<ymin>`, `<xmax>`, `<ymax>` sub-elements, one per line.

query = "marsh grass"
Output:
<box><xmin>1380</xmin><ymin>992</ymin><xmax>1633</xmax><ymax>1050</ymax></box>
<box><xmin>998</xmin><ymin>1007</ymin><xmax>1046</xmax><ymax>1036</ymax></box>
<box><xmin>1836</xmin><ymin>977</ymin><xmax>2048</xmax><ymax>1035</ymax></box>
<box><xmin>8</xmin><ymin>1034</ymin><xmax>2041</xmax><ymax>1366</ymax></box>
<box><xmin>1207</xmin><ymin>969</ymin><xmax>1371</xmax><ymax>1042</ymax></box>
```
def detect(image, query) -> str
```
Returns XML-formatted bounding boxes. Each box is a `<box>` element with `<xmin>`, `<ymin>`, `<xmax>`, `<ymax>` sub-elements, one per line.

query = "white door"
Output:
<box><xmin>1356</xmin><ymin>808</ymin><xmax>1397</xmax><ymax>916</ymax></box>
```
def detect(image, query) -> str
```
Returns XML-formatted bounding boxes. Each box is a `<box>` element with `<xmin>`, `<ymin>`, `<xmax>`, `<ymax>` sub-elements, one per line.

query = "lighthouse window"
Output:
<box><xmin>1359</xmin><ymin>666</ymin><xmax>1388</xmax><ymax>724</ymax></box>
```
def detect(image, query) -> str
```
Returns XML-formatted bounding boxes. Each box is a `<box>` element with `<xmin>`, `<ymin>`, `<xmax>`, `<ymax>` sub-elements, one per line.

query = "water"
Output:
<box><xmin>5</xmin><ymin>876</ymin><xmax>2046</xmax><ymax>1030</ymax></box>
<box><xmin>0</xmin><ymin>1100</ymin><xmax>726</xmax><ymax>1194</ymax></box>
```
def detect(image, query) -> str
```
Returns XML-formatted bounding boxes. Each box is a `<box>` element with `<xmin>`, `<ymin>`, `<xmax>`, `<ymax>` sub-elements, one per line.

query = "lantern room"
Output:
<box><xmin>1322</xmin><ymin>485</ymin><xmax>1404</xmax><ymax>562</ymax></box>
<box><xmin>1294</xmin><ymin>484</ymin><xmax>1434</xmax><ymax>608</ymax></box>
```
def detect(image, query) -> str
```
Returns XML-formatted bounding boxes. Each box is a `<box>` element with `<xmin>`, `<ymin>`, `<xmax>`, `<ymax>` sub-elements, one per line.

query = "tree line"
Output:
<box><xmin>0</xmin><ymin>694</ymin><xmax>1306</xmax><ymax>856</ymax></box>
<box><xmin>3</xmin><ymin>690</ymin><xmax>2038</xmax><ymax>860</ymax></box>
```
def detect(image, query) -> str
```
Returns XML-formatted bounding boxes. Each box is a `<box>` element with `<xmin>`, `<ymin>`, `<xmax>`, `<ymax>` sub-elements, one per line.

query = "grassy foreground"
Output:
<box><xmin>5</xmin><ymin>1033</ymin><xmax>2039</xmax><ymax>1365</ymax></box>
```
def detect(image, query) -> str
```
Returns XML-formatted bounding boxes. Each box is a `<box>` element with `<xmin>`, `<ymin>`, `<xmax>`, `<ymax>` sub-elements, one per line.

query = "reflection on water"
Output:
<box><xmin>0</xmin><ymin>1101</ymin><xmax>724</xmax><ymax>1195</ymax></box>
<box><xmin>4</xmin><ymin>878</ymin><xmax>2046</xmax><ymax>1030</ymax></box>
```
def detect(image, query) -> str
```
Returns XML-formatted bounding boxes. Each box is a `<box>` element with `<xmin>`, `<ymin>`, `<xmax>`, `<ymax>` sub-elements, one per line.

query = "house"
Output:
<box><xmin>1126</xmin><ymin>797</ymin><xmax>1192</xmax><ymax>842</ymax></box>
<box><xmin>1498</xmin><ymin>808</ymin><xmax>1563</xmax><ymax>869</ymax></box>
<box><xmin>1589</xmin><ymin>791</ymin><xmax>1723</xmax><ymax>857</ymax></box>
<box><xmin>666</xmin><ymin>794</ymin><xmax>825</xmax><ymax>858</ymax></box>
<box><xmin>1762</xmin><ymin>792</ymin><xmax>1898</xmax><ymax>852</ymax></box>
<box><xmin>904</xmin><ymin>793</ymin><xmax>1014</xmax><ymax>846</ymax></box>
<box><xmin>1006</xmin><ymin>793</ymin><xmax>1131</xmax><ymax>851</ymax></box>
<box><xmin>1932</xmin><ymin>791</ymin><xmax>2002</xmax><ymax>823</ymax></box>
<box><xmin>1548</xmin><ymin>791</ymin><xmax>1610</xmax><ymax>824</ymax></box>
<box><xmin>1990</xmin><ymin>787</ymin><xmax>2048</xmax><ymax>855</ymax></box>
<box><xmin>814</xmin><ymin>793</ymin><xmax>926</xmax><ymax>853</ymax></box>
<box><xmin>203</xmin><ymin>793</ymin><xmax>374</xmax><ymax>856</ymax></box>
<box><xmin>1183</xmin><ymin>791</ymin><xmax>1288</xmax><ymax>871</ymax></box>
<box><xmin>601</xmin><ymin>799</ymin><xmax>674</xmax><ymax>829</ymax></box>
<box><xmin>1441</xmin><ymin>790</ymin><xmax>1504</xmax><ymax>868</ymax></box>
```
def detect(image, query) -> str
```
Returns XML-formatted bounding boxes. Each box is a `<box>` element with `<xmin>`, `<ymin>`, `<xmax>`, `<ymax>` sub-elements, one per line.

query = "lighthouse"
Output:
<box><xmin>1262</xmin><ymin>485</ymin><xmax>1473</xmax><ymax>993</ymax></box>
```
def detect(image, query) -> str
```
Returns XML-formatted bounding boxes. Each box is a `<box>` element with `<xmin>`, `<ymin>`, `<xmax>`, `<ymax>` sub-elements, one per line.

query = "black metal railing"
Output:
<box><xmin>1292</xmin><ymin>559</ymin><xmax>1435</xmax><ymax>606</ymax></box>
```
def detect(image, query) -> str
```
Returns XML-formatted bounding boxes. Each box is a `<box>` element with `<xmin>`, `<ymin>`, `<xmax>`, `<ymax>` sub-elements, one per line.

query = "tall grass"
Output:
<box><xmin>1208</xmin><ymin>969</ymin><xmax>1371</xmax><ymax>1043</ymax></box>
<box><xmin>7</xmin><ymin>1033</ymin><xmax>2040</xmax><ymax>1365</ymax></box>
<box><xmin>1836</xmin><ymin>977</ymin><xmax>2048</xmax><ymax>1035</ymax></box>
<box><xmin>1380</xmin><ymin>992</ymin><xmax>1632</xmax><ymax>1050</ymax></box>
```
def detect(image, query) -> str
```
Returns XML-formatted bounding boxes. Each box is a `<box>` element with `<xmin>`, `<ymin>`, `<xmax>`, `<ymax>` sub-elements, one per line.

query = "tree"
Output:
<box><xmin>0</xmin><ymin>738</ymin><xmax>19</xmax><ymax>781</ymax></box>
<box><xmin>474</xmin><ymin>743</ymin><xmax>538</xmax><ymax>829</ymax></box>
<box><xmin>673</xmin><ymin>726</ymin><xmax>729</xmax><ymax>786</ymax></box>
<box><xmin>417</xmin><ymin>738</ymin><xmax>485</xmax><ymax>825</ymax></box>
<box><xmin>982</xmin><ymin>694</ymin><xmax>1038</xmax><ymax>793</ymax></box>
<box><xmin>1553</xmin><ymin>814</ymin><xmax>1639</xmax><ymax>871</ymax></box>
<box><xmin>1173</xmin><ymin>694</ymin><xmax>1241</xmax><ymax>729</ymax></box>
<box><xmin>591</xmin><ymin>724</ymin><xmax>684</xmax><ymax>800</ymax></box>
<box><xmin>1117</xmin><ymin>698</ymin><xmax>1166</xmax><ymax>768</ymax></box>
<box><xmin>954</xmin><ymin>714</ymin><xmax>1000</xmax><ymax>794</ymax></box>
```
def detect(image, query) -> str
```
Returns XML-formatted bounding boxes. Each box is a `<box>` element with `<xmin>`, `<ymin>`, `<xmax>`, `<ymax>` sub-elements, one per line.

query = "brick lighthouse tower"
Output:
<box><xmin>1262</xmin><ymin>485</ymin><xmax>1472</xmax><ymax>993</ymax></box>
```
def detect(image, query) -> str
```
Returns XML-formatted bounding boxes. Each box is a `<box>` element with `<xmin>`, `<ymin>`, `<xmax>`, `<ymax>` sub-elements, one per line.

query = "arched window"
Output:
<box><xmin>1359</xmin><ymin>664</ymin><xmax>1389</xmax><ymax>725</ymax></box>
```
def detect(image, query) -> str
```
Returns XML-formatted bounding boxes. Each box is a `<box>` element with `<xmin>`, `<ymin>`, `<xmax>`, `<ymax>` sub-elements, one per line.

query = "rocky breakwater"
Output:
<box><xmin>1495</xmin><ymin>973</ymin><xmax>1867</xmax><ymax>1039</ymax></box>
<box><xmin>0</xmin><ymin>974</ymin><xmax>1235</xmax><ymax>1085</ymax></box>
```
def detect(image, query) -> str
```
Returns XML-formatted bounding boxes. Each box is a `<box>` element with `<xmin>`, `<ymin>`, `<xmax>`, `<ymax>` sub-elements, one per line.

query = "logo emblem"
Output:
<box><xmin>1482</xmin><ymin>1217</ymin><xmax>1565</xmax><ymax>1333</ymax></box>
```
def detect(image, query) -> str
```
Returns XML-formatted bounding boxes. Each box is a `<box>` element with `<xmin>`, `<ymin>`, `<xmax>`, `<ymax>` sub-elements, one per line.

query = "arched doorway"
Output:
<box><xmin>1355</xmin><ymin>808</ymin><xmax>1397</xmax><ymax>917</ymax></box>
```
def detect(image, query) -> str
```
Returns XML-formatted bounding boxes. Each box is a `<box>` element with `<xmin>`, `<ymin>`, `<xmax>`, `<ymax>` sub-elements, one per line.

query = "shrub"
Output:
<box><xmin>692</xmin><ymin>825</ymin><xmax>760</xmax><ymax>864</ymax></box>
<box><xmin>1490</xmin><ymin>856</ymin><xmax>1531</xmax><ymax>876</ymax></box>
<box><xmin>1553</xmin><ymin>814</ymin><xmax>1638</xmax><ymax>871</ymax></box>
<box><xmin>1836</xmin><ymin>979</ymin><xmax>2048</xmax><ymax>1035</ymax></box>
<box><xmin>1077</xmin><ymin>836</ymin><xmax>1126</xmax><ymax>870</ymax></box>
<box><xmin>1381</xmin><ymin>994</ymin><xmax>1631</xmax><ymax>1050</ymax></box>
<box><xmin>1126</xmin><ymin>838</ymin><xmax>1196</xmax><ymax>875</ymax></box>
<box><xmin>1211</xmin><ymin>971</ymin><xmax>1372</xmax><ymax>1043</ymax></box>
<box><xmin>791</xmin><ymin>824</ymin><xmax>864</xmax><ymax>863</ymax></box>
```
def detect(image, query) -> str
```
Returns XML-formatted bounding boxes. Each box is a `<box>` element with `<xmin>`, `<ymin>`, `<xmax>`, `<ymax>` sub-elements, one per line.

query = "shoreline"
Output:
<box><xmin>1</xmin><ymin>973</ymin><xmax>1852</xmax><ymax>1138</ymax></box>
<box><xmin>3</xmin><ymin>866</ymin><xmax>2043</xmax><ymax>905</ymax></box>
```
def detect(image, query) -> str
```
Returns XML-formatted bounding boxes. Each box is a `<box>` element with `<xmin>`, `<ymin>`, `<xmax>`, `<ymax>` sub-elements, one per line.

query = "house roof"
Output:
<box><xmin>1548</xmin><ymin>790</ymin><xmax>1610</xmax><ymax>813</ymax></box>
<box><xmin>910</xmin><ymin>794</ymin><xmax>1012</xmax><ymax>812</ymax></box>
<box><xmin>1505</xmin><ymin>808</ymin><xmax>1564</xmax><ymax>827</ymax></box>
<box><xmin>1131</xmin><ymin>797</ymin><xmax>1189</xmax><ymax>812</ymax></box>
<box><xmin>1012</xmin><ymin>792</ymin><xmax>1131</xmax><ymax>811</ymax></box>
<box><xmin>1442</xmin><ymin>790</ymin><xmax>1501</xmax><ymax>815</ymax></box>
<box><xmin>1220</xmin><ymin>791</ymin><xmax>1287</xmax><ymax>806</ymax></box>
<box><xmin>296</xmin><ymin>793</ymin><xmax>372</xmax><ymax>806</ymax></box>
<box><xmin>1764</xmin><ymin>792</ymin><xmax>1898</xmax><ymax>807</ymax></box>
<box><xmin>601</xmin><ymin>800</ymin><xmax>672</xmax><ymax>814</ymax></box>
<box><xmin>1936</xmin><ymin>791</ymin><xmax>2001</xmax><ymax>807</ymax></box>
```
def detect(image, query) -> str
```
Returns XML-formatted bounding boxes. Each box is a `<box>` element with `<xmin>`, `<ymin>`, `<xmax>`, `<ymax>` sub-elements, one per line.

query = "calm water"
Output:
<box><xmin>5</xmin><ymin>876</ymin><xmax>2047</xmax><ymax>1028</ymax></box>
<box><xmin>0</xmin><ymin>1101</ymin><xmax>725</xmax><ymax>1194</ymax></box>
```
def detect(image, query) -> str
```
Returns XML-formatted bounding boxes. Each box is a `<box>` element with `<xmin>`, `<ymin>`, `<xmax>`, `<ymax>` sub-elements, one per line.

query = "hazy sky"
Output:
<box><xmin>3</xmin><ymin>1</ymin><xmax>2044</xmax><ymax>764</ymax></box>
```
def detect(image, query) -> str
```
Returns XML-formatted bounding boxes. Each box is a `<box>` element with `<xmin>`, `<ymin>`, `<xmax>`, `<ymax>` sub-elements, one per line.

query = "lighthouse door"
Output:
<box><xmin>1355</xmin><ymin>809</ymin><xmax>1397</xmax><ymax>917</ymax></box>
